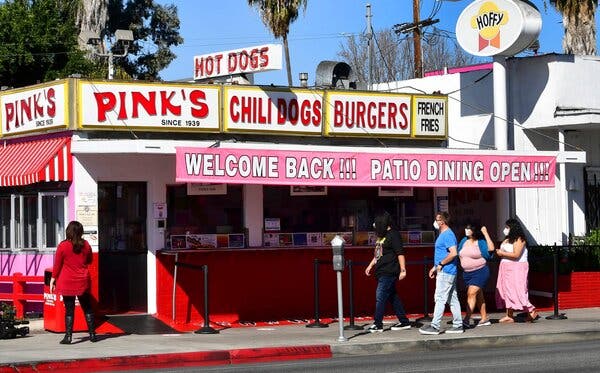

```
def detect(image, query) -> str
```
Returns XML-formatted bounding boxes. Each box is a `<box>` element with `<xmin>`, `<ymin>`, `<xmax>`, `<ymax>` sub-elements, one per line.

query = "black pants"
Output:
<box><xmin>63</xmin><ymin>293</ymin><xmax>93</xmax><ymax>317</ymax></box>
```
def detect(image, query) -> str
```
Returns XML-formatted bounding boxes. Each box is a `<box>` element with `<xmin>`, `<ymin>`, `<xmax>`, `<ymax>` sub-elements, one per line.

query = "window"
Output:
<box><xmin>0</xmin><ymin>197</ymin><xmax>10</xmax><ymax>249</ymax></box>
<box><xmin>24</xmin><ymin>195</ymin><xmax>37</xmax><ymax>249</ymax></box>
<box><xmin>40</xmin><ymin>193</ymin><xmax>66</xmax><ymax>248</ymax></box>
<box><xmin>0</xmin><ymin>191</ymin><xmax>67</xmax><ymax>250</ymax></box>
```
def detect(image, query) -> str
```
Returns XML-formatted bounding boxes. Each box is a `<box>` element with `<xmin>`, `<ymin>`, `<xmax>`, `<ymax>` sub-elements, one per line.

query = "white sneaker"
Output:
<box><xmin>368</xmin><ymin>324</ymin><xmax>383</xmax><ymax>333</ymax></box>
<box><xmin>446</xmin><ymin>326</ymin><xmax>464</xmax><ymax>334</ymax></box>
<box><xmin>390</xmin><ymin>322</ymin><xmax>411</xmax><ymax>331</ymax></box>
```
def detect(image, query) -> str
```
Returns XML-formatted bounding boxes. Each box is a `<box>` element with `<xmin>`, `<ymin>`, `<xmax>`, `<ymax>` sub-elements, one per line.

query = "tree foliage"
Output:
<box><xmin>338</xmin><ymin>28</ymin><xmax>479</xmax><ymax>85</ymax></box>
<box><xmin>0</xmin><ymin>0</ymin><xmax>94</xmax><ymax>88</ymax></box>
<box><xmin>248</xmin><ymin>0</ymin><xmax>307</xmax><ymax>86</ymax></box>
<box><xmin>101</xmin><ymin>0</ymin><xmax>183</xmax><ymax>80</ymax></box>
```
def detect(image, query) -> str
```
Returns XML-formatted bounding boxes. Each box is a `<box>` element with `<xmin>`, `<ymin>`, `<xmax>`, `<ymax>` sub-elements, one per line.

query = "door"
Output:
<box><xmin>98</xmin><ymin>182</ymin><xmax>147</xmax><ymax>314</ymax></box>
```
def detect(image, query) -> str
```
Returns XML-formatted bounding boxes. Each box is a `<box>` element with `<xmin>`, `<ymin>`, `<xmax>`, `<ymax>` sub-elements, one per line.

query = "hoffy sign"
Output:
<box><xmin>456</xmin><ymin>0</ymin><xmax>541</xmax><ymax>57</ymax></box>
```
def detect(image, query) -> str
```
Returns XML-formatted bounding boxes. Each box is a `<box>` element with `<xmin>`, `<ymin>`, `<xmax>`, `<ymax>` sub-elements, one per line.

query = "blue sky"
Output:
<box><xmin>156</xmin><ymin>0</ymin><xmax>588</xmax><ymax>85</ymax></box>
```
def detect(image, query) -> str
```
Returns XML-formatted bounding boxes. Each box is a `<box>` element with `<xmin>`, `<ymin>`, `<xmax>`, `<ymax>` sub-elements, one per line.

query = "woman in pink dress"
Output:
<box><xmin>495</xmin><ymin>218</ymin><xmax>538</xmax><ymax>323</ymax></box>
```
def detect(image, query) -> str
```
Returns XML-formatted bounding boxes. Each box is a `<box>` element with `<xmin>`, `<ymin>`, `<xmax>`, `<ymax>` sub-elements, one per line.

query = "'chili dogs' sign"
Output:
<box><xmin>176</xmin><ymin>147</ymin><xmax>557</xmax><ymax>188</ymax></box>
<box><xmin>79</xmin><ymin>81</ymin><xmax>220</xmax><ymax>131</ymax></box>
<box><xmin>0</xmin><ymin>81</ymin><xmax>68</xmax><ymax>136</ymax></box>
<box><xmin>223</xmin><ymin>86</ymin><xmax>323</xmax><ymax>135</ymax></box>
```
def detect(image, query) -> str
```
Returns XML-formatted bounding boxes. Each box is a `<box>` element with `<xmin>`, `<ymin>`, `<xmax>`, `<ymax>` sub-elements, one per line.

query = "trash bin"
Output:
<box><xmin>43</xmin><ymin>268</ymin><xmax>87</xmax><ymax>332</ymax></box>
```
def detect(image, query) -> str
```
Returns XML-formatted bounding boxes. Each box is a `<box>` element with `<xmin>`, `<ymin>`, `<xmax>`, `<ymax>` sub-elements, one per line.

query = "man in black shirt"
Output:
<box><xmin>365</xmin><ymin>211</ymin><xmax>411</xmax><ymax>332</ymax></box>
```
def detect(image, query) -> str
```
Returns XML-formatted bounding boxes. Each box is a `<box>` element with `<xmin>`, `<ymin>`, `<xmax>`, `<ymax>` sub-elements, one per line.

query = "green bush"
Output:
<box><xmin>568</xmin><ymin>229</ymin><xmax>600</xmax><ymax>271</ymax></box>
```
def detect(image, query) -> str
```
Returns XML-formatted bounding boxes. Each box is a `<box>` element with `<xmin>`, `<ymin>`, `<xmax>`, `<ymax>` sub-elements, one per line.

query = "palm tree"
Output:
<box><xmin>550</xmin><ymin>0</ymin><xmax>597</xmax><ymax>55</ymax></box>
<box><xmin>248</xmin><ymin>0</ymin><xmax>308</xmax><ymax>86</ymax></box>
<box><xmin>76</xmin><ymin>0</ymin><xmax>108</xmax><ymax>50</ymax></box>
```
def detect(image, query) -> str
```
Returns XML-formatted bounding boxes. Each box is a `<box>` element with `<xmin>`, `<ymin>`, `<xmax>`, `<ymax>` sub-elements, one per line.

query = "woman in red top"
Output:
<box><xmin>49</xmin><ymin>221</ymin><xmax>97</xmax><ymax>344</ymax></box>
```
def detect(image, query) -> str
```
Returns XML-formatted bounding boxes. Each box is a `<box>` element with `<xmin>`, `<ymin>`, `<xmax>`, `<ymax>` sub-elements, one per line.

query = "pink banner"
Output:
<box><xmin>176</xmin><ymin>147</ymin><xmax>556</xmax><ymax>188</ymax></box>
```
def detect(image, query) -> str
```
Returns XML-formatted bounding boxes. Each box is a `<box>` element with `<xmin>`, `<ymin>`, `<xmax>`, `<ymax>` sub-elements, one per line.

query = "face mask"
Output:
<box><xmin>465</xmin><ymin>229</ymin><xmax>472</xmax><ymax>237</ymax></box>
<box><xmin>433</xmin><ymin>221</ymin><xmax>440</xmax><ymax>230</ymax></box>
<box><xmin>503</xmin><ymin>227</ymin><xmax>510</xmax><ymax>236</ymax></box>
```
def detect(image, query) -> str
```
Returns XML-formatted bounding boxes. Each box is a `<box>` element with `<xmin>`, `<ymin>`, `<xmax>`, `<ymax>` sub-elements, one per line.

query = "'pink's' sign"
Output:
<box><xmin>176</xmin><ymin>147</ymin><xmax>556</xmax><ymax>188</ymax></box>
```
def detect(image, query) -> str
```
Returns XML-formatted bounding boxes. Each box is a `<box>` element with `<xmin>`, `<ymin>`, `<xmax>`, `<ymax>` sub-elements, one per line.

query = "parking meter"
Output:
<box><xmin>330</xmin><ymin>234</ymin><xmax>347</xmax><ymax>341</ymax></box>
<box><xmin>331</xmin><ymin>235</ymin><xmax>345</xmax><ymax>271</ymax></box>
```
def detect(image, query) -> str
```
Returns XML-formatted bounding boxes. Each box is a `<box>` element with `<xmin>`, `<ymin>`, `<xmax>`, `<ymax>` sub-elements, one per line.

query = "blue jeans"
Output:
<box><xmin>431</xmin><ymin>271</ymin><xmax>462</xmax><ymax>329</ymax></box>
<box><xmin>374</xmin><ymin>275</ymin><xmax>409</xmax><ymax>327</ymax></box>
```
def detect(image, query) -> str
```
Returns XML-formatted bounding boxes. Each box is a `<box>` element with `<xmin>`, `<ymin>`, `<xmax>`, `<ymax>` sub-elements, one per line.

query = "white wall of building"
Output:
<box><xmin>73</xmin><ymin>153</ymin><xmax>174</xmax><ymax>314</ymax></box>
<box><xmin>510</xmin><ymin>54</ymin><xmax>600</xmax><ymax>130</ymax></box>
<box><xmin>375</xmin><ymin>56</ymin><xmax>592</xmax><ymax>244</ymax></box>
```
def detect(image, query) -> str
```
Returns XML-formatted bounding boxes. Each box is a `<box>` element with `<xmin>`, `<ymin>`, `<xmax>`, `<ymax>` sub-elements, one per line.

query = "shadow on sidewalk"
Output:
<box><xmin>97</xmin><ymin>314</ymin><xmax>183</xmax><ymax>335</ymax></box>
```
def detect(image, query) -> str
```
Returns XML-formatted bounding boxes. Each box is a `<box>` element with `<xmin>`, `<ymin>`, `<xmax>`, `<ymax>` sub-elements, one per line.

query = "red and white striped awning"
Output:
<box><xmin>0</xmin><ymin>136</ymin><xmax>72</xmax><ymax>187</ymax></box>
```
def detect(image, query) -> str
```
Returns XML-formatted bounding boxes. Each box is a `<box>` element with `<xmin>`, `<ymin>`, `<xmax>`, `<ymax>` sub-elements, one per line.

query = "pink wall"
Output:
<box><xmin>0</xmin><ymin>252</ymin><xmax>53</xmax><ymax>276</ymax></box>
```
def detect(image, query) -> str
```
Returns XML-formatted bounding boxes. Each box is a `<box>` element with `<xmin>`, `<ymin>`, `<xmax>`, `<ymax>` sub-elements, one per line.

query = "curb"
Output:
<box><xmin>0</xmin><ymin>345</ymin><xmax>332</xmax><ymax>373</ymax></box>
<box><xmin>331</xmin><ymin>330</ymin><xmax>600</xmax><ymax>356</ymax></box>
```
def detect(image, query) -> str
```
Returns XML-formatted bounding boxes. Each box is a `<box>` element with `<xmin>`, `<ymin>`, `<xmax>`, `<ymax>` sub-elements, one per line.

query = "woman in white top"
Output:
<box><xmin>495</xmin><ymin>218</ymin><xmax>538</xmax><ymax>323</ymax></box>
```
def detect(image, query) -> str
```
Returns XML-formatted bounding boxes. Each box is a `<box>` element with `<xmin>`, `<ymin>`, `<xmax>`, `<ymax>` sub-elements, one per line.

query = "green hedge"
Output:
<box><xmin>529</xmin><ymin>230</ymin><xmax>600</xmax><ymax>273</ymax></box>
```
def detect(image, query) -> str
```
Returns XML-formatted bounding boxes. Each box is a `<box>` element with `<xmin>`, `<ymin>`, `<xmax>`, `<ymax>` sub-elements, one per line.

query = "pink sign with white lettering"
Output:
<box><xmin>176</xmin><ymin>147</ymin><xmax>556</xmax><ymax>188</ymax></box>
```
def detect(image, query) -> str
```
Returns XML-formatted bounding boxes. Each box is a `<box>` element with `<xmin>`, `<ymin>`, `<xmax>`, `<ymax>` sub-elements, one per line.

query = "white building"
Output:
<box><xmin>376</xmin><ymin>53</ymin><xmax>596</xmax><ymax>244</ymax></box>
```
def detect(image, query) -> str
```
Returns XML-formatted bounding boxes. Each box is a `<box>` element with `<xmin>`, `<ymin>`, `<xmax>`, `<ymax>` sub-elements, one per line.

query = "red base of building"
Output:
<box><xmin>155</xmin><ymin>246</ymin><xmax>437</xmax><ymax>325</ymax></box>
<box><xmin>529</xmin><ymin>271</ymin><xmax>600</xmax><ymax>309</ymax></box>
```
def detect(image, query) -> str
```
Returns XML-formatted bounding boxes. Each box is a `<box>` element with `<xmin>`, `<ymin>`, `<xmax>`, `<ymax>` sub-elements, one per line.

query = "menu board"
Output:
<box><xmin>261</xmin><ymin>231</ymin><xmax>435</xmax><ymax>248</ymax></box>
<box><xmin>166</xmin><ymin>233</ymin><xmax>245</xmax><ymax>249</ymax></box>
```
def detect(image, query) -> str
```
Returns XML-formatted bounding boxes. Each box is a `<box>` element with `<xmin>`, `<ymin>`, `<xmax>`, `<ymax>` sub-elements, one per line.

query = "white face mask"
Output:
<box><xmin>465</xmin><ymin>229</ymin><xmax>472</xmax><ymax>237</ymax></box>
<box><xmin>503</xmin><ymin>227</ymin><xmax>510</xmax><ymax>236</ymax></box>
<box><xmin>433</xmin><ymin>221</ymin><xmax>440</xmax><ymax>230</ymax></box>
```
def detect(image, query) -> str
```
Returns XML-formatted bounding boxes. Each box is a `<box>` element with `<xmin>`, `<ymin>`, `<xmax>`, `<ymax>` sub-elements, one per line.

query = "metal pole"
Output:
<box><xmin>306</xmin><ymin>259</ymin><xmax>328</xmax><ymax>328</ymax></box>
<box><xmin>108</xmin><ymin>51</ymin><xmax>114</xmax><ymax>80</ymax></box>
<box><xmin>344</xmin><ymin>260</ymin><xmax>363</xmax><ymax>330</ymax></box>
<box><xmin>417</xmin><ymin>256</ymin><xmax>432</xmax><ymax>322</ymax></box>
<box><xmin>172</xmin><ymin>253</ymin><xmax>178</xmax><ymax>322</ymax></box>
<box><xmin>493</xmin><ymin>55</ymin><xmax>510</xmax><ymax>238</ymax></box>
<box><xmin>195</xmin><ymin>264</ymin><xmax>219</xmax><ymax>334</ymax></box>
<box><xmin>559</xmin><ymin>130</ymin><xmax>569</xmax><ymax>245</ymax></box>
<box><xmin>546</xmin><ymin>244</ymin><xmax>567</xmax><ymax>320</ymax></box>
<box><xmin>336</xmin><ymin>270</ymin><xmax>347</xmax><ymax>342</ymax></box>
<box><xmin>366</xmin><ymin>4</ymin><xmax>373</xmax><ymax>90</ymax></box>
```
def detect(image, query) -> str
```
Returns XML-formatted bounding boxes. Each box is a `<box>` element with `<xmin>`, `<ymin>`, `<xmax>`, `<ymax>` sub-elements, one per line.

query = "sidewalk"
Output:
<box><xmin>1</xmin><ymin>308</ymin><xmax>600</xmax><ymax>372</ymax></box>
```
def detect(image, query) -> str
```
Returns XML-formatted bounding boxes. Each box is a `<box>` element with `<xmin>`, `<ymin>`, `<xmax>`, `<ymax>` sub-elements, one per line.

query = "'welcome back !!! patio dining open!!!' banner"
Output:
<box><xmin>175</xmin><ymin>147</ymin><xmax>556</xmax><ymax>188</ymax></box>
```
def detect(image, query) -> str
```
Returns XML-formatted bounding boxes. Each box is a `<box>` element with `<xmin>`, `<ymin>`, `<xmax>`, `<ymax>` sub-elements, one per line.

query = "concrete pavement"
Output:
<box><xmin>1</xmin><ymin>308</ymin><xmax>599</xmax><ymax>372</ymax></box>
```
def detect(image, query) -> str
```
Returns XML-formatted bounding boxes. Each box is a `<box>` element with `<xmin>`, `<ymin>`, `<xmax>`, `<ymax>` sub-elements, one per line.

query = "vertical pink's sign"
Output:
<box><xmin>176</xmin><ymin>147</ymin><xmax>556</xmax><ymax>188</ymax></box>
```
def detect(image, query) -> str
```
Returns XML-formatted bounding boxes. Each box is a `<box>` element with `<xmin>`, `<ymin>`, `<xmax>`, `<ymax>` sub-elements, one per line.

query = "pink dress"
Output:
<box><xmin>495</xmin><ymin>241</ymin><xmax>535</xmax><ymax>312</ymax></box>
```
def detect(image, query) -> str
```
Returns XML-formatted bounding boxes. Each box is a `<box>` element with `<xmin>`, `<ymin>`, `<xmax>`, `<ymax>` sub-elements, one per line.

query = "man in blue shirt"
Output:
<box><xmin>419</xmin><ymin>211</ymin><xmax>463</xmax><ymax>334</ymax></box>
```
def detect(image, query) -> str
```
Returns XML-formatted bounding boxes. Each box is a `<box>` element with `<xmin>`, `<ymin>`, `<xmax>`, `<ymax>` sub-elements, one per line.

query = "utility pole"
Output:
<box><xmin>413</xmin><ymin>0</ymin><xmax>422</xmax><ymax>79</ymax></box>
<box><xmin>393</xmin><ymin>0</ymin><xmax>438</xmax><ymax>79</ymax></box>
<box><xmin>366</xmin><ymin>3</ymin><xmax>374</xmax><ymax>90</ymax></box>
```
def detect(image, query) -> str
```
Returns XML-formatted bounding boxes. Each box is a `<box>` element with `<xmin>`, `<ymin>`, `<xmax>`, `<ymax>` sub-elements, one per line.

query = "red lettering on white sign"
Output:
<box><xmin>93</xmin><ymin>89</ymin><xmax>209</xmax><ymax>122</ymax></box>
<box><xmin>4</xmin><ymin>87</ymin><xmax>56</xmax><ymax>132</ymax></box>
